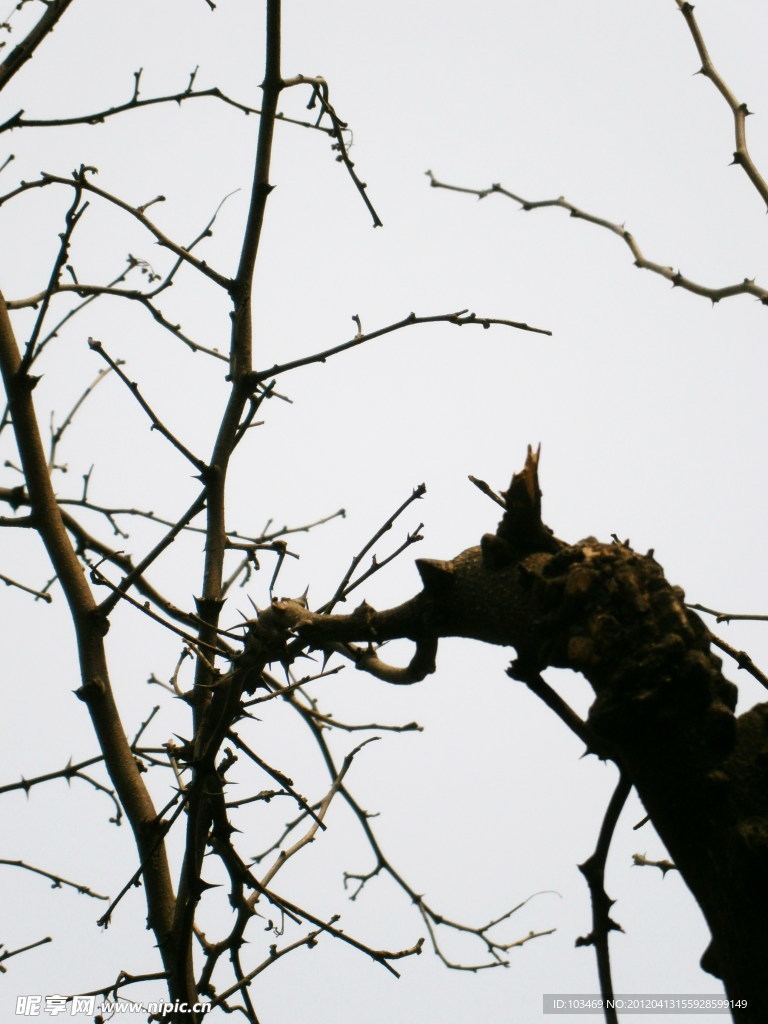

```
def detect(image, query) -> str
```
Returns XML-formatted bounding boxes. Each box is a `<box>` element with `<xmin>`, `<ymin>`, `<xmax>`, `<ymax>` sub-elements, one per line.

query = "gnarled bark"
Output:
<box><xmin>247</xmin><ymin>449</ymin><xmax>768</xmax><ymax>1021</ymax></box>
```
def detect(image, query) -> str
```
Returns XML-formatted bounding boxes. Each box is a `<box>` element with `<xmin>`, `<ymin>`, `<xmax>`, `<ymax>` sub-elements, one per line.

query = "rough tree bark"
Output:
<box><xmin>247</xmin><ymin>449</ymin><xmax>768</xmax><ymax>1023</ymax></box>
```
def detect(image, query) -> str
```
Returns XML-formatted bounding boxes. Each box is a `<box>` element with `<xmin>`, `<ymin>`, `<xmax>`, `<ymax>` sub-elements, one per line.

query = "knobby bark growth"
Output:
<box><xmin>254</xmin><ymin>449</ymin><xmax>768</xmax><ymax>1022</ymax></box>
<box><xmin>1</xmin><ymin>3</ymin><xmax>765</xmax><ymax>1022</ymax></box>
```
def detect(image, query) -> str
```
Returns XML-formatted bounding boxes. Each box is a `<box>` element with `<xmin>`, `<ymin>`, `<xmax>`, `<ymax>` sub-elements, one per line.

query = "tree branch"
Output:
<box><xmin>0</xmin><ymin>0</ymin><xmax>75</xmax><ymax>93</ymax></box>
<box><xmin>426</xmin><ymin>172</ymin><xmax>767</xmax><ymax>307</ymax></box>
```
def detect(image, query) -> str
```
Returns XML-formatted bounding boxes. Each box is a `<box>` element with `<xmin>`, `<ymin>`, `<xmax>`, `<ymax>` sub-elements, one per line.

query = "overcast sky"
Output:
<box><xmin>1</xmin><ymin>1</ymin><xmax>767</xmax><ymax>1021</ymax></box>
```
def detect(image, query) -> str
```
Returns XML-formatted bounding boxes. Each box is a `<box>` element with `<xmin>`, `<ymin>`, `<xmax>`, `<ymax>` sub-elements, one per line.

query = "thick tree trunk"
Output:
<box><xmin>249</xmin><ymin>451</ymin><xmax>768</xmax><ymax>1022</ymax></box>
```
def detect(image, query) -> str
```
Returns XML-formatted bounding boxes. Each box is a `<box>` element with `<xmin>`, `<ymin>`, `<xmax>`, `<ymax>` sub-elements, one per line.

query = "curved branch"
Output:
<box><xmin>255</xmin><ymin>449</ymin><xmax>768</xmax><ymax>1016</ymax></box>
<box><xmin>0</xmin><ymin>170</ymin><xmax>232</xmax><ymax>291</ymax></box>
<box><xmin>426</xmin><ymin>172</ymin><xmax>768</xmax><ymax>307</ymax></box>
<box><xmin>577</xmin><ymin>773</ymin><xmax>632</xmax><ymax>1024</ymax></box>
<box><xmin>252</xmin><ymin>308</ymin><xmax>551</xmax><ymax>385</ymax></box>
<box><xmin>676</xmin><ymin>0</ymin><xmax>768</xmax><ymax>211</ymax></box>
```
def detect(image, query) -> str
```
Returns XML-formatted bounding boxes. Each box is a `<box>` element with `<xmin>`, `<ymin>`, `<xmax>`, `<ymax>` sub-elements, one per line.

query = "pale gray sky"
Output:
<box><xmin>1</xmin><ymin>1</ymin><xmax>766</xmax><ymax>1020</ymax></box>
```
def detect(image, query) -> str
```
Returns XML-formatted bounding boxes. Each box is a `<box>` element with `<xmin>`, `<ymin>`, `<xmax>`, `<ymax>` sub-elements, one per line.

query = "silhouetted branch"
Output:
<box><xmin>87</xmin><ymin>338</ymin><xmax>208</xmax><ymax>473</ymax></box>
<box><xmin>0</xmin><ymin>935</ymin><xmax>52</xmax><ymax>971</ymax></box>
<box><xmin>0</xmin><ymin>0</ymin><xmax>75</xmax><ymax>92</ymax></box>
<box><xmin>0</xmin><ymin>858</ymin><xmax>108</xmax><ymax>900</ymax></box>
<box><xmin>283</xmin><ymin>74</ymin><xmax>382</xmax><ymax>226</ymax></box>
<box><xmin>320</xmin><ymin>483</ymin><xmax>426</xmax><ymax>613</ymax></box>
<box><xmin>0</xmin><ymin>72</ymin><xmax>335</xmax><ymax>135</ymax></box>
<box><xmin>252</xmin><ymin>308</ymin><xmax>551</xmax><ymax>386</ymax></box>
<box><xmin>577</xmin><ymin>773</ymin><xmax>632</xmax><ymax>1024</ymax></box>
<box><xmin>0</xmin><ymin>168</ymin><xmax>232</xmax><ymax>291</ymax></box>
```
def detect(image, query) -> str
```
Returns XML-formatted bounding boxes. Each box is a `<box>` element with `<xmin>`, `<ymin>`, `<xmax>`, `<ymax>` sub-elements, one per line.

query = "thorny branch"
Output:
<box><xmin>426</xmin><ymin>171</ymin><xmax>768</xmax><ymax>307</ymax></box>
<box><xmin>2</xmin><ymin>0</ymin><xmax>720</xmax><ymax>1018</ymax></box>
<box><xmin>675</xmin><ymin>0</ymin><xmax>768</xmax><ymax>211</ymax></box>
<box><xmin>284</xmin><ymin>677</ymin><xmax>553</xmax><ymax>969</ymax></box>
<box><xmin>0</xmin><ymin>71</ymin><xmax>338</xmax><ymax>136</ymax></box>
<box><xmin>426</xmin><ymin>2</ymin><xmax>768</xmax><ymax>312</ymax></box>
<box><xmin>576</xmin><ymin>773</ymin><xmax>632</xmax><ymax>1024</ymax></box>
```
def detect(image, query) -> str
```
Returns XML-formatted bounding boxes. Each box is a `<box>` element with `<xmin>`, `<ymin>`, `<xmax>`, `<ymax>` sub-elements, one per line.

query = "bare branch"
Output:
<box><xmin>675</xmin><ymin>0</ymin><xmax>768</xmax><ymax>211</ymax></box>
<box><xmin>252</xmin><ymin>308</ymin><xmax>551</xmax><ymax>385</ymax></box>
<box><xmin>426</xmin><ymin>172</ymin><xmax>768</xmax><ymax>307</ymax></box>
<box><xmin>0</xmin><ymin>569</ymin><xmax>51</xmax><ymax>601</ymax></box>
<box><xmin>0</xmin><ymin>79</ymin><xmax>337</xmax><ymax>135</ymax></box>
<box><xmin>0</xmin><ymin>858</ymin><xmax>108</xmax><ymax>900</ymax></box>
<box><xmin>48</xmin><ymin>363</ymin><xmax>119</xmax><ymax>468</ymax></box>
<box><xmin>0</xmin><ymin>0</ymin><xmax>75</xmax><ymax>93</ymax></box>
<box><xmin>320</xmin><ymin>483</ymin><xmax>426</xmax><ymax>613</ymax></box>
<box><xmin>707</xmin><ymin>632</ymin><xmax>768</xmax><ymax>692</ymax></box>
<box><xmin>576</xmin><ymin>773</ymin><xmax>632</xmax><ymax>1024</ymax></box>
<box><xmin>0</xmin><ymin>935</ymin><xmax>52</xmax><ymax>970</ymax></box>
<box><xmin>87</xmin><ymin>338</ymin><xmax>208</xmax><ymax>473</ymax></box>
<box><xmin>283</xmin><ymin>74</ymin><xmax>382</xmax><ymax>227</ymax></box>
<box><xmin>0</xmin><ymin>169</ymin><xmax>233</xmax><ymax>291</ymax></box>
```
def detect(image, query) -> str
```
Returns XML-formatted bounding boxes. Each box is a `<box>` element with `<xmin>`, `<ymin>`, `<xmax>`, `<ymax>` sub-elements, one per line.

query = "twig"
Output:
<box><xmin>0</xmin><ymin>81</ymin><xmax>334</xmax><ymax>135</ymax></box>
<box><xmin>283</xmin><ymin>74</ymin><xmax>382</xmax><ymax>227</ymax></box>
<box><xmin>228</xmin><ymin>731</ymin><xmax>325</xmax><ymax>829</ymax></box>
<box><xmin>23</xmin><ymin>180</ymin><xmax>87</xmax><ymax>368</ymax></box>
<box><xmin>0</xmin><ymin>169</ymin><xmax>232</xmax><ymax>291</ymax></box>
<box><xmin>0</xmin><ymin>571</ymin><xmax>52</xmax><ymax>601</ymax></box>
<box><xmin>468</xmin><ymin>474</ymin><xmax>507</xmax><ymax>510</ymax></box>
<box><xmin>427</xmin><ymin>171</ymin><xmax>767</xmax><ymax>307</ymax></box>
<box><xmin>97</xmin><ymin>794</ymin><xmax>187</xmax><ymax>928</ymax></box>
<box><xmin>87</xmin><ymin>338</ymin><xmax>207</xmax><ymax>473</ymax></box>
<box><xmin>689</xmin><ymin>601</ymin><xmax>768</xmax><ymax>624</ymax></box>
<box><xmin>0</xmin><ymin>859</ymin><xmax>108</xmax><ymax>900</ymax></box>
<box><xmin>253</xmin><ymin>308</ymin><xmax>550</xmax><ymax>386</ymax></box>
<box><xmin>282</xmin><ymin>680</ymin><xmax>552</xmax><ymax>969</ymax></box>
<box><xmin>49</xmin><ymin>364</ymin><xmax>119</xmax><ymax>468</ymax></box>
<box><xmin>320</xmin><ymin>483</ymin><xmax>426</xmax><ymax>613</ymax></box>
<box><xmin>509</xmin><ymin>663</ymin><xmax>609</xmax><ymax>757</ymax></box>
<box><xmin>257</xmin><ymin>737</ymin><xmax>378</xmax><ymax>888</ymax></box>
<box><xmin>0</xmin><ymin>754</ymin><xmax>121</xmax><ymax>823</ymax></box>
<box><xmin>577</xmin><ymin>773</ymin><xmax>632</xmax><ymax>1024</ymax></box>
<box><xmin>675</xmin><ymin>0</ymin><xmax>768</xmax><ymax>211</ymax></box>
<box><xmin>0</xmin><ymin>935</ymin><xmax>52</xmax><ymax>970</ymax></box>
<box><xmin>707</xmin><ymin>632</ymin><xmax>768</xmax><ymax>692</ymax></box>
<box><xmin>88</xmin><ymin>561</ymin><xmax>230</xmax><ymax>659</ymax></box>
<box><xmin>415</xmin><ymin>893</ymin><xmax>556</xmax><ymax>971</ymax></box>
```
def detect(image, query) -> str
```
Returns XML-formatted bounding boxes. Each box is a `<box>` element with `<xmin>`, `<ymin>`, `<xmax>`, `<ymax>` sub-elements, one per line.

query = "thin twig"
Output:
<box><xmin>253</xmin><ymin>308</ymin><xmax>550</xmax><ymax>385</ymax></box>
<box><xmin>283</xmin><ymin>74</ymin><xmax>382</xmax><ymax>227</ymax></box>
<box><xmin>427</xmin><ymin>171</ymin><xmax>767</xmax><ymax>307</ymax></box>
<box><xmin>0</xmin><ymin>571</ymin><xmax>52</xmax><ymax>601</ymax></box>
<box><xmin>577</xmin><ymin>773</ymin><xmax>632</xmax><ymax>1024</ymax></box>
<box><xmin>87</xmin><ymin>338</ymin><xmax>207</xmax><ymax>473</ymax></box>
<box><xmin>0</xmin><ymin>859</ymin><xmax>108</xmax><ymax>900</ymax></box>
<box><xmin>320</xmin><ymin>483</ymin><xmax>426</xmax><ymax>613</ymax></box>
